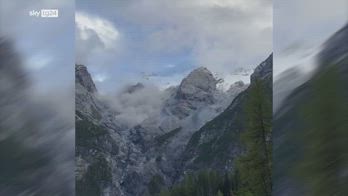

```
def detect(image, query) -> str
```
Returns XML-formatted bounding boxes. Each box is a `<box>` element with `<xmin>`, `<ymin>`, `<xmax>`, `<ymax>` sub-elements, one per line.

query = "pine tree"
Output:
<box><xmin>236</xmin><ymin>79</ymin><xmax>272</xmax><ymax>196</ymax></box>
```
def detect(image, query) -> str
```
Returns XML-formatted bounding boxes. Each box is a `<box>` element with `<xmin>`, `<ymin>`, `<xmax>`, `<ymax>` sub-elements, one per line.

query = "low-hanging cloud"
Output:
<box><xmin>75</xmin><ymin>11</ymin><xmax>120</xmax><ymax>65</ymax></box>
<box><xmin>101</xmin><ymin>83</ymin><xmax>171</xmax><ymax>127</ymax></box>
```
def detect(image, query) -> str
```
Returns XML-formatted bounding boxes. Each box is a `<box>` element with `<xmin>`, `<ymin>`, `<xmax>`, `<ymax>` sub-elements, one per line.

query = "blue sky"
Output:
<box><xmin>76</xmin><ymin>0</ymin><xmax>273</xmax><ymax>93</ymax></box>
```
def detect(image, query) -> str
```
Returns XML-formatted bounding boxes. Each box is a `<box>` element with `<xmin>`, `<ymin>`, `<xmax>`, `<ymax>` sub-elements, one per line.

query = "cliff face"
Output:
<box><xmin>75</xmin><ymin>64</ymin><xmax>123</xmax><ymax>196</ymax></box>
<box><xmin>167</xmin><ymin>67</ymin><xmax>219</xmax><ymax>119</ymax></box>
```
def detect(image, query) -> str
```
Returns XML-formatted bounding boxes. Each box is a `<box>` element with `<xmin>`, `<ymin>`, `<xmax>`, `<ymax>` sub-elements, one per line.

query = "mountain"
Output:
<box><xmin>76</xmin><ymin>65</ymin><xmax>125</xmax><ymax>196</ymax></box>
<box><xmin>273</xmin><ymin>23</ymin><xmax>348</xmax><ymax>196</ymax></box>
<box><xmin>120</xmin><ymin>67</ymin><xmax>247</xmax><ymax>195</ymax></box>
<box><xmin>122</xmin><ymin>83</ymin><xmax>145</xmax><ymax>94</ymax></box>
<box><xmin>180</xmin><ymin>54</ymin><xmax>272</xmax><ymax>176</ymax></box>
<box><xmin>164</xmin><ymin>67</ymin><xmax>219</xmax><ymax>119</ymax></box>
<box><xmin>75</xmin><ymin>57</ymin><xmax>273</xmax><ymax>196</ymax></box>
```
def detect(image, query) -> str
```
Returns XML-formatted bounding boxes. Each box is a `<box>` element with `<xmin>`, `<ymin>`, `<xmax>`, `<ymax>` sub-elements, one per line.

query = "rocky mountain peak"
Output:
<box><xmin>75</xmin><ymin>64</ymin><xmax>97</xmax><ymax>93</ymax></box>
<box><xmin>176</xmin><ymin>67</ymin><xmax>218</xmax><ymax>102</ymax></box>
<box><xmin>162</xmin><ymin>67</ymin><xmax>219</xmax><ymax>119</ymax></box>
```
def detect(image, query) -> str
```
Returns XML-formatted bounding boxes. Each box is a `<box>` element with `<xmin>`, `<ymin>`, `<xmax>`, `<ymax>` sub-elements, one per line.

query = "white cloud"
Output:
<box><xmin>76</xmin><ymin>12</ymin><xmax>119</xmax><ymax>49</ymax></box>
<box><xmin>150</xmin><ymin>72</ymin><xmax>188</xmax><ymax>90</ymax></box>
<box><xmin>77</xmin><ymin>0</ymin><xmax>272</xmax><ymax>91</ymax></box>
<box><xmin>102</xmin><ymin>84</ymin><xmax>167</xmax><ymax>127</ymax></box>
<box><xmin>75</xmin><ymin>12</ymin><xmax>121</xmax><ymax>64</ymax></box>
<box><xmin>120</xmin><ymin>0</ymin><xmax>272</xmax><ymax>72</ymax></box>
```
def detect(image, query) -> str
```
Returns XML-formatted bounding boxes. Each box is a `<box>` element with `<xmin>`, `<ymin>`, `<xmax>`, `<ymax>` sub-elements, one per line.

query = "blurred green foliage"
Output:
<box><xmin>296</xmin><ymin>66</ymin><xmax>348</xmax><ymax>196</ymax></box>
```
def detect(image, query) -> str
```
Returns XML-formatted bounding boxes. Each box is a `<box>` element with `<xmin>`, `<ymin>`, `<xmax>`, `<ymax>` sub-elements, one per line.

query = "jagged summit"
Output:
<box><xmin>182</xmin><ymin>54</ymin><xmax>273</xmax><ymax>176</ymax></box>
<box><xmin>163</xmin><ymin>67</ymin><xmax>219</xmax><ymax>119</ymax></box>
<box><xmin>176</xmin><ymin>66</ymin><xmax>218</xmax><ymax>102</ymax></box>
<box><xmin>75</xmin><ymin>64</ymin><xmax>97</xmax><ymax>93</ymax></box>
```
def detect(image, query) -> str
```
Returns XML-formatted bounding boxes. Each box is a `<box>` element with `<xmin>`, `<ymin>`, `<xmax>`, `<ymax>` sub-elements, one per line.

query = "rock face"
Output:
<box><xmin>75</xmin><ymin>65</ymin><xmax>123</xmax><ymax>196</ymax></box>
<box><xmin>76</xmin><ymin>59</ymin><xmax>274</xmax><ymax>196</ymax></box>
<box><xmin>76</xmin><ymin>64</ymin><xmax>97</xmax><ymax>93</ymax></box>
<box><xmin>164</xmin><ymin>67</ymin><xmax>218</xmax><ymax>119</ymax></box>
<box><xmin>273</xmin><ymin>24</ymin><xmax>348</xmax><ymax>196</ymax></box>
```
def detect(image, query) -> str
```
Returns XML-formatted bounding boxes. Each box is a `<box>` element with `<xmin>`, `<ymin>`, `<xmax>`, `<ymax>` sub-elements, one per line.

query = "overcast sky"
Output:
<box><xmin>274</xmin><ymin>0</ymin><xmax>347</xmax><ymax>77</ymax></box>
<box><xmin>1</xmin><ymin>0</ymin><xmax>346</xmax><ymax>92</ymax></box>
<box><xmin>76</xmin><ymin>0</ymin><xmax>273</xmax><ymax>93</ymax></box>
